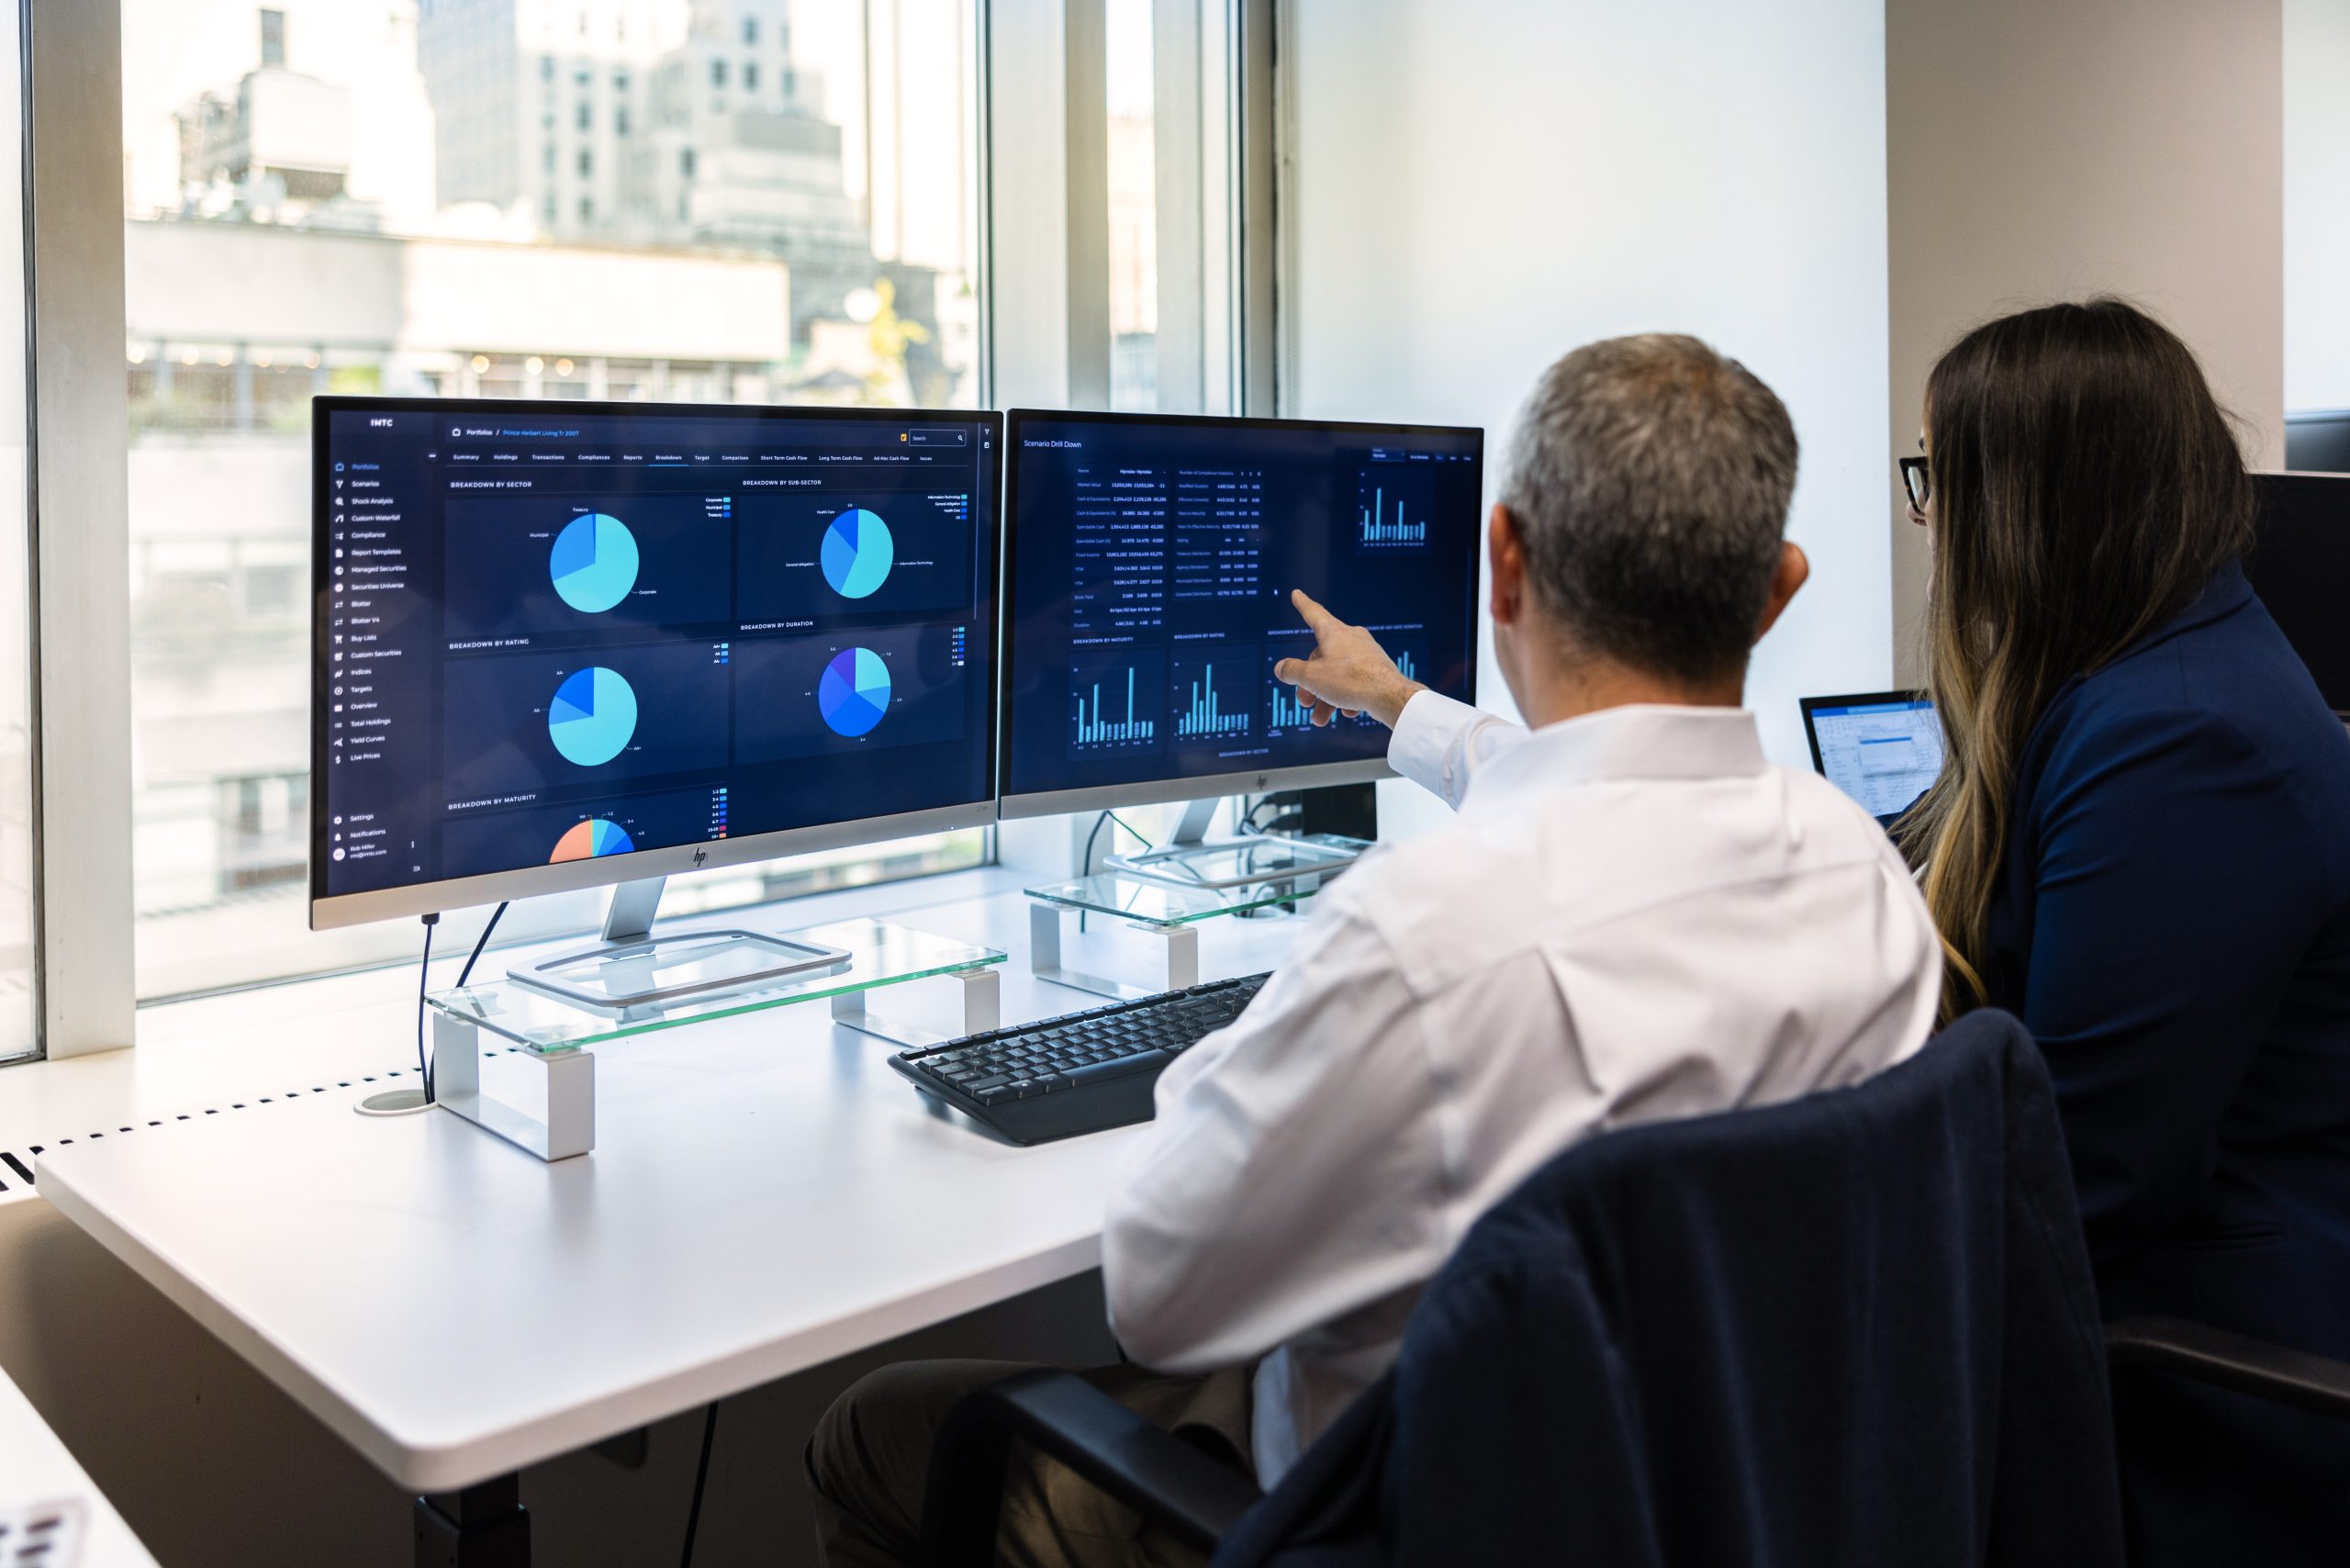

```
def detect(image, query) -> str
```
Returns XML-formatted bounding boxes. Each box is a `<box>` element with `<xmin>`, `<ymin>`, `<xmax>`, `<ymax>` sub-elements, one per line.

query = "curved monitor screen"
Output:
<box><xmin>1001</xmin><ymin>410</ymin><xmax>1483</xmax><ymax>812</ymax></box>
<box><xmin>310</xmin><ymin>398</ymin><xmax>1000</xmax><ymax>924</ymax></box>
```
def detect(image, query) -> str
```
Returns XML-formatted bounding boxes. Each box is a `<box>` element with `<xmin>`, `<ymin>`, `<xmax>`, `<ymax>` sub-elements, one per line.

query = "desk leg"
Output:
<box><xmin>415</xmin><ymin>1474</ymin><xmax>529</xmax><ymax>1567</ymax></box>
<box><xmin>1029</xmin><ymin>902</ymin><xmax>1200</xmax><ymax>1000</ymax></box>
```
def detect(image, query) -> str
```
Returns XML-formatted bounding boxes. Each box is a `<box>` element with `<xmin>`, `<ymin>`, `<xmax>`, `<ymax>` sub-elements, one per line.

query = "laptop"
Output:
<box><xmin>1799</xmin><ymin>691</ymin><xmax>1944</xmax><ymax>829</ymax></box>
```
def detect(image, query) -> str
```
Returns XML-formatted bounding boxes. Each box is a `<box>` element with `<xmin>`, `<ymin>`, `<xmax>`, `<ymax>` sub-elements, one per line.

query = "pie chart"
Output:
<box><xmin>548</xmin><ymin>666</ymin><xmax>638</xmax><ymax>766</ymax></box>
<box><xmin>550</xmin><ymin>818</ymin><xmax>635</xmax><ymax>863</ymax></box>
<box><xmin>550</xmin><ymin>512</ymin><xmax>640</xmax><ymax>614</ymax></box>
<box><xmin>821</xmin><ymin>508</ymin><xmax>893</xmax><ymax>599</ymax></box>
<box><xmin>817</xmin><ymin>647</ymin><xmax>891</xmax><ymax>738</ymax></box>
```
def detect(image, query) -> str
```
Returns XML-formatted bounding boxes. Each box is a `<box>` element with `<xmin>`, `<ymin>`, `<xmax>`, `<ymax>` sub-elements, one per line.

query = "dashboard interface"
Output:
<box><xmin>312</xmin><ymin>399</ymin><xmax>999</xmax><ymax>905</ymax></box>
<box><xmin>1803</xmin><ymin>694</ymin><xmax>1944</xmax><ymax>823</ymax></box>
<box><xmin>1001</xmin><ymin>410</ymin><xmax>1483</xmax><ymax>806</ymax></box>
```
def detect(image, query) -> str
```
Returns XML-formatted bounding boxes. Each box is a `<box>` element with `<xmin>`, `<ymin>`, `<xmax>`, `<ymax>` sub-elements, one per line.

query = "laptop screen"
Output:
<box><xmin>1801</xmin><ymin>692</ymin><xmax>1944</xmax><ymax>824</ymax></box>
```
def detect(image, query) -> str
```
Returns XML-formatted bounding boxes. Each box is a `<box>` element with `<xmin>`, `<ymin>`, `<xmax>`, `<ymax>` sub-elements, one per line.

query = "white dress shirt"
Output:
<box><xmin>1101</xmin><ymin>690</ymin><xmax>1942</xmax><ymax>1484</ymax></box>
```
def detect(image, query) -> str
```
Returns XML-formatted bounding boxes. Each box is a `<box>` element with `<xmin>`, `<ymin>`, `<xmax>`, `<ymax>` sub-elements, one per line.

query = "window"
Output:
<box><xmin>120</xmin><ymin>0</ymin><xmax>988</xmax><ymax>996</ymax></box>
<box><xmin>0</xmin><ymin>0</ymin><xmax>33</xmax><ymax>1060</ymax></box>
<box><xmin>711</xmin><ymin>57</ymin><xmax>728</xmax><ymax>88</ymax></box>
<box><xmin>577</xmin><ymin>148</ymin><xmax>592</xmax><ymax>176</ymax></box>
<box><xmin>744</xmin><ymin>17</ymin><xmax>759</xmax><ymax>46</ymax></box>
<box><xmin>1107</xmin><ymin>0</ymin><xmax>1158</xmax><ymax>410</ymax></box>
<box><xmin>576</xmin><ymin>99</ymin><xmax>591</xmax><ymax>130</ymax></box>
<box><xmin>616</xmin><ymin>106</ymin><xmax>631</xmax><ymax>136</ymax></box>
<box><xmin>745</xmin><ymin>61</ymin><xmax>759</xmax><ymax>92</ymax></box>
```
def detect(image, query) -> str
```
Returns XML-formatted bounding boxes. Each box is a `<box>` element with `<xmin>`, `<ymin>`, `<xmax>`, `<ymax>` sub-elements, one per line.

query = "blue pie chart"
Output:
<box><xmin>817</xmin><ymin>647</ymin><xmax>891</xmax><ymax>738</ymax></box>
<box><xmin>547</xmin><ymin>666</ymin><xmax>638</xmax><ymax>766</ymax></box>
<box><xmin>550</xmin><ymin>512</ymin><xmax>640</xmax><ymax>614</ymax></box>
<box><xmin>821</xmin><ymin>508</ymin><xmax>893</xmax><ymax>599</ymax></box>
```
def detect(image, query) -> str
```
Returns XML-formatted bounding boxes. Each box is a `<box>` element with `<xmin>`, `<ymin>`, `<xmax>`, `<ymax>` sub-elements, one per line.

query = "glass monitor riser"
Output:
<box><xmin>505</xmin><ymin>876</ymin><xmax>851</xmax><ymax>1009</ymax></box>
<box><xmin>1103</xmin><ymin>797</ymin><xmax>1366</xmax><ymax>890</ymax></box>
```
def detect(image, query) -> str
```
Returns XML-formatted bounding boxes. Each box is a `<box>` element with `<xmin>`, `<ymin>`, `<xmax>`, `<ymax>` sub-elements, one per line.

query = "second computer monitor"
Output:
<box><xmin>999</xmin><ymin>409</ymin><xmax>1484</xmax><ymax>816</ymax></box>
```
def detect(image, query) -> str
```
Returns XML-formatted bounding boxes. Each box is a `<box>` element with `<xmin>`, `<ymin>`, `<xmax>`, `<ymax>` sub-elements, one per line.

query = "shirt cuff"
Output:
<box><xmin>1388</xmin><ymin>689</ymin><xmax>1480</xmax><ymax>808</ymax></box>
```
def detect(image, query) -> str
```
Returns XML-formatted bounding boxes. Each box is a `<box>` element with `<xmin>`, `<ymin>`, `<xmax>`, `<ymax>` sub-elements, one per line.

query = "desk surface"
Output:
<box><xmin>0</xmin><ymin>1362</ymin><xmax>161</xmax><ymax>1566</ymax></box>
<box><xmin>35</xmin><ymin>888</ymin><xmax>1302</xmax><ymax>1492</ymax></box>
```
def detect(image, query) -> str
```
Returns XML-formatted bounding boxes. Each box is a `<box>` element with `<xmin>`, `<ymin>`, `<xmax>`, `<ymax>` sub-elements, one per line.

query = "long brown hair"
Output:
<box><xmin>1898</xmin><ymin>298</ymin><xmax>2255</xmax><ymax>1018</ymax></box>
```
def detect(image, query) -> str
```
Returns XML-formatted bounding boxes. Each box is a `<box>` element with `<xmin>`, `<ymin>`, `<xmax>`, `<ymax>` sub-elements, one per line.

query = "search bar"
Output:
<box><xmin>903</xmin><ymin>429</ymin><xmax>969</xmax><ymax>447</ymax></box>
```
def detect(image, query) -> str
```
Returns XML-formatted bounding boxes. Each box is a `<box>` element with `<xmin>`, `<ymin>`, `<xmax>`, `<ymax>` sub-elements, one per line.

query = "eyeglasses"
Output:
<box><xmin>1898</xmin><ymin>454</ymin><xmax>1931</xmax><ymax>511</ymax></box>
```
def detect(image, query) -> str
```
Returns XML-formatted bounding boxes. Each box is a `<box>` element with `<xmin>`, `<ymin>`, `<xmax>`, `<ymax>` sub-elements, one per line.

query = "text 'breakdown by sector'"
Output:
<box><xmin>547</xmin><ymin>666</ymin><xmax>639</xmax><ymax>766</ymax></box>
<box><xmin>817</xmin><ymin>646</ymin><xmax>892</xmax><ymax>737</ymax></box>
<box><xmin>549</xmin><ymin>511</ymin><xmax>642</xmax><ymax>613</ymax></box>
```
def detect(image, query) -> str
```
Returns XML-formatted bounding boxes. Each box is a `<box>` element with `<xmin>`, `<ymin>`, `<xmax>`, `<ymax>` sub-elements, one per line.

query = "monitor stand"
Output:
<box><xmin>1106</xmin><ymin>797</ymin><xmax>1364</xmax><ymax>890</ymax></box>
<box><xmin>505</xmin><ymin>877</ymin><xmax>852</xmax><ymax>1011</ymax></box>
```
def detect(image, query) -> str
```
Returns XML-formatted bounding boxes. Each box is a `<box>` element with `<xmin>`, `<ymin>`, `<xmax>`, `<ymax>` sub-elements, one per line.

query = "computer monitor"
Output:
<box><xmin>2287</xmin><ymin>409</ymin><xmax>2350</xmax><ymax>476</ymax></box>
<box><xmin>308</xmin><ymin>398</ymin><xmax>1002</xmax><ymax>979</ymax></box>
<box><xmin>996</xmin><ymin>409</ymin><xmax>1484</xmax><ymax>820</ymax></box>
<box><xmin>1799</xmin><ymin>691</ymin><xmax>1943</xmax><ymax>827</ymax></box>
<box><xmin>2246</xmin><ymin>471</ymin><xmax>2350</xmax><ymax>715</ymax></box>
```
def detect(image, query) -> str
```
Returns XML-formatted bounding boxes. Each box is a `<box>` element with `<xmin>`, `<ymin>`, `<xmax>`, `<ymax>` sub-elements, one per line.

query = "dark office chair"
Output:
<box><xmin>919</xmin><ymin>1009</ymin><xmax>2130</xmax><ymax>1567</ymax></box>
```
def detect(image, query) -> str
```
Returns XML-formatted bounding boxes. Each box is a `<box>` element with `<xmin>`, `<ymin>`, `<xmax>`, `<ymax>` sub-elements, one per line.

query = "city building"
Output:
<box><xmin>416</xmin><ymin>0</ymin><xmax>871</xmax><ymax>333</ymax></box>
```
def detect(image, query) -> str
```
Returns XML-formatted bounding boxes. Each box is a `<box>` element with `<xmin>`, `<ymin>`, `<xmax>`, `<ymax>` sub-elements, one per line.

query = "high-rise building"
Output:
<box><xmin>416</xmin><ymin>0</ymin><xmax>685</xmax><ymax>237</ymax></box>
<box><xmin>177</xmin><ymin>9</ymin><xmax>357</xmax><ymax>210</ymax></box>
<box><xmin>416</xmin><ymin>0</ymin><xmax>870</xmax><ymax>335</ymax></box>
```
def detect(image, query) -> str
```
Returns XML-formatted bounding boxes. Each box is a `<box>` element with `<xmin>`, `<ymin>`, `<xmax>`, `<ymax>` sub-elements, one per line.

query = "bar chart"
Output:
<box><xmin>1171</xmin><ymin>648</ymin><xmax>1256</xmax><ymax>740</ymax></box>
<box><xmin>1355</xmin><ymin>465</ymin><xmax>1435</xmax><ymax>548</ymax></box>
<box><xmin>1268</xmin><ymin>642</ymin><xmax>1424</xmax><ymax>731</ymax></box>
<box><xmin>1070</xmin><ymin>649</ymin><xmax>1165</xmax><ymax>750</ymax></box>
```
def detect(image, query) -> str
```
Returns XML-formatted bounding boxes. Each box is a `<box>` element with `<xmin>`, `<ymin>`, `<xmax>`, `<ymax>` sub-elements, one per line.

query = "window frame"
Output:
<box><xmin>6</xmin><ymin>0</ymin><xmax>1274</xmax><ymax>1058</ymax></box>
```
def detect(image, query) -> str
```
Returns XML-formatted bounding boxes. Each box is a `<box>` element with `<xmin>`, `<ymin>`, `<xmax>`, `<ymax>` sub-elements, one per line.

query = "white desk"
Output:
<box><xmin>0</xmin><ymin>1361</ymin><xmax>161</xmax><ymax>1567</ymax></box>
<box><xmin>33</xmin><ymin>890</ymin><xmax>1300</xmax><ymax>1510</ymax></box>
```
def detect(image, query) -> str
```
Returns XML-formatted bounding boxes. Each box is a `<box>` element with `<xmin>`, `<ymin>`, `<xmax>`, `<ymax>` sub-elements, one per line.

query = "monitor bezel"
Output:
<box><xmin>1796</xmin><ymin>689</ymin><xmax>1931</xmax><ymax>776</ymax></box>
<box><xmin>994</xmin><ymin>407</ymin><xmax>1485</xmax><ymax>821</ymax></box>
<box><xmin>307</xmin><ymin>394</ymin><xmax>1005</xmax><ymax>932</ymax></box>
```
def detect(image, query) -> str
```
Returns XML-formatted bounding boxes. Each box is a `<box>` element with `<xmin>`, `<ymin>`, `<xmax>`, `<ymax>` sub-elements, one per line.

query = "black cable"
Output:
<box><xmin>415</xmin><ymin>913</ymin><xmax>440</xmax><ymax>1103</ymax></box>
<box><xmin>1080</xmin><ymin>810</ymin><xmax>1113</xmax><ymax>876</ymax></box>
<box><xmin>681</xmin><ymin>1401</ymin><xmax>720</xmax><ymax>1567</ymax></box>
<box><xmin>454</xmin><ymin>901</ymin><xmax>509</xmax><ymax>991</ymax></box>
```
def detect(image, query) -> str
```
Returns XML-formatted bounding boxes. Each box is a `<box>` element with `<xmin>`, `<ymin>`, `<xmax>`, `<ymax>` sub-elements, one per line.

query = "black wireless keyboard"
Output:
<box><xmin>890</xmin><ymin>973</ymin><xmax>1272</xmax><ymax>1145</ymax></box>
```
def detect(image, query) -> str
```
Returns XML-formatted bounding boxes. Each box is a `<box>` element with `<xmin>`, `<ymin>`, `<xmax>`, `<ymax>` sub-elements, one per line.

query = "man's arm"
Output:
<box><xmin>1102</xmin><ymin>879</ymin><xmax>1450</xmax><ymax>1372</ymax></box>
<box><xmin>1270</xmin><ymin>588</ymin><xmax>1526</xmax><ymax>811</ymax></box>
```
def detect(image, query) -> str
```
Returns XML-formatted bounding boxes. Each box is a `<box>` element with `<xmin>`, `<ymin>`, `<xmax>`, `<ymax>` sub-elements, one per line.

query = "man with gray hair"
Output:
<box><xmin>807</xmin><ymin>335</ymin><xmax>1940</xmax><ymax>1568</ymax></box>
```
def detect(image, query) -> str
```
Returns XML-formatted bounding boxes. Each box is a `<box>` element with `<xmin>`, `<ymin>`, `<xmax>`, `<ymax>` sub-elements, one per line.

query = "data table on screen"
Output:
<box><xmin>1002</xmin><ymin>412</ymin><xmax>1481</xmax><ymax>805</ymax></box>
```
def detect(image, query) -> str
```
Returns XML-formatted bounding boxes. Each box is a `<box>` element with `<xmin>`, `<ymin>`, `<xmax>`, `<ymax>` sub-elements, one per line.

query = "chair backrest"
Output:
<box><xmin>1217</xmin><ymin>1010</ymin><xmax>2125</xmax><ymax>1568</ymax></box>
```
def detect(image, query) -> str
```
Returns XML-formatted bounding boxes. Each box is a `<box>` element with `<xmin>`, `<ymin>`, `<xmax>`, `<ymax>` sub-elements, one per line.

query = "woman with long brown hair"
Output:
<box><xmin>1902</xmin><ymin>297</ymin><xmax>2350</xmax><ymax>1561</ymax></box>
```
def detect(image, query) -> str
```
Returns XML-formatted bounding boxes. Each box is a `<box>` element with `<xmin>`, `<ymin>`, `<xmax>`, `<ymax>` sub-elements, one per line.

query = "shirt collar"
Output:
<box><xmin>1460</xmin><ymin>704</ymin><xmax>1770</xmax><ymax>816</ymax></box>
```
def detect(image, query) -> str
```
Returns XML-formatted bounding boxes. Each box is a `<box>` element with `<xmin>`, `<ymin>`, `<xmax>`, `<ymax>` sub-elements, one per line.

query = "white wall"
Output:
<box><xmin>1885</xmin><ymin>0</ymin><xmax>2285</xmax><ymax>678</ymax></box>
<box><xmin>1281</xmin><ymin>0</ymin><xmax>1892</xmax><ymax>796</ymax></box>
<box><xmin>2288</xmin><ymin>0</ymin><xmax>2350</xmax><ymax>412</ymax></box>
